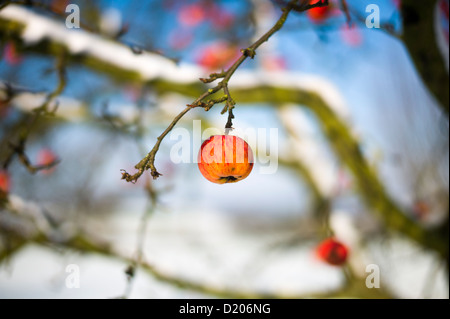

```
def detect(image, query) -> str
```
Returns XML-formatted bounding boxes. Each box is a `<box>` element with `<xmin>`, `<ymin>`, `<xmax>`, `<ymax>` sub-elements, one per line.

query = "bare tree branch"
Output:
<box><xmin>121</xmin><ymin>0</ymin><xmax>300</xmax><ymax>182</ymax></box>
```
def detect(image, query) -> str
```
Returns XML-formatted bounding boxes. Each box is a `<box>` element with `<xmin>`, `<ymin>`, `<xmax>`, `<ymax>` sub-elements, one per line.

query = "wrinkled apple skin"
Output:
<box><xmin>198</xmin><ymin>135</ymin><xmax>254</xmax><ymax>184</ymax></box>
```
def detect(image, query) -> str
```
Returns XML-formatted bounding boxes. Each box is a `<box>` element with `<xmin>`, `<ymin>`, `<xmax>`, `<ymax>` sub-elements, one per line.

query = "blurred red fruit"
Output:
<box><xmin>206</xmin><ymin>5</ymin><xmax>234</xmax><ymax>30</ymax></box>
<box><xmin>413</xmin><ymin>200</ymin><xmax>430</xmax><ymax>220</ymax></box>
<box><xmin>178</xmin><ymin>4</ymin><xmax>206</xmax><ymax>27</ymax></box>
<box><xmin>168</xmin><ymin>29</ymin><xmax>194</xmax><ymax>50</ymax></box>
<box><xmin>307</xmin><ymin>2</ymin><xmax>332</xmax><ymax>23</ymax></box>
<box><xmin>196</xmin><ymin>42</ymin><xmax>238</xmax><ymax>71</ymax></box>
<box><xmin>392</xmin><ymin>0</ymin><xmax>402</xmax><ymax>9</ymax></box>
<box><xmin>340</xmin><ymin>24</ymin><xmax>363</xmax><ymax>47</ymax></box>
<box><xmin>198</xmin><ymin>135</ymin><xmax>254</xmax><ymax>184</ymax></box>
<box><xmin>335</xmin><ymin>168</ymin><xmax>353</xmax><ymax>195</ymax></box>
<box><xmin>0</xmin><ymin>170</ymin><xmax>11</xmax><ymax>199</ymax></box>
<box><xmin>316</xmin><ymin>238</ymin><xmax>349</xmax><ymax>266</ymax></box>
<box><xmin>50</xmin><ymin>0</ymin><xmax>69</xmax><ymax>14</ymax></box>
<box><xmin>3</xmin><ymin>42</ymin><xmax>22</xmax><ymax>65</ymax></box>
<box><xmin>123</xmin><ymin>84</ymin><xmax>142</xmax><ymax>102</ymax></box>
<box><xmin>37</xmin><ymin>148</ymin><xmax>58</xmax><ymax>174</ymax></box>
<box><xmin>213</xmin><ymin>11</ymin><xmax>234</xmax><ymax>30</ymax></box>
<box><xmin>261</xmin><ymin>56</ymin><xmax>287</xmax><ymax>71</ymax></box>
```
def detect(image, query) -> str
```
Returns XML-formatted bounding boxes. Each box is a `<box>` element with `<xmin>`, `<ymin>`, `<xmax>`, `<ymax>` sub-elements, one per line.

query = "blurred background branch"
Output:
<box><xmin>0</xmin><ymin>0</ymin><xmax>448</xmax><ymax>299</ymax></box>
<box><xmin>401</xmin><ymin>0</ymin><xmax>449</xmax><ymax>115</ymax></box>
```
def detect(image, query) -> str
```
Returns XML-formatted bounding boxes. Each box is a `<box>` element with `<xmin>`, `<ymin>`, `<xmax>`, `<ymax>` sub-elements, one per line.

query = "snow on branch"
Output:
<box><xmin>0</xmin><ymin>4</ymin><xmax>349</xmax><ymax>118</ymax></box>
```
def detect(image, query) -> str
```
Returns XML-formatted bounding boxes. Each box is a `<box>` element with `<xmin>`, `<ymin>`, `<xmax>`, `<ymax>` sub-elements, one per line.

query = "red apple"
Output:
<box><xmin>0</xmin><ymin>170</ymin><xmax>11</xmax><ymax>199</ymax></box>
<box><xmin>316</xmin><ymin>238</ymin><xmax>349</xmax><ymax>266</ymax></box>
<box><xmin>198</xmin><ymin>135</ymin><xmax>254</xmax><ymax>184</ymax></box>
<box><xmin>307</xmin><ymin>2</ymin><xmax>332</xmax><ymax>23</ymax></box>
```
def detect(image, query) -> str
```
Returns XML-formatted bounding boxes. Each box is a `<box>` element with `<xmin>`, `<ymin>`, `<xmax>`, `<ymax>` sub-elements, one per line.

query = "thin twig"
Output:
<box><xmin>122</xmin><ymin>0</ymin><xmax>305</xmax><ymax>182</ymax></box>
<box><xmin>119</xmin><ymin>180</ymin><xmax>157</xmax><ymax>299</ymax></box>
<box><xmin>3</xmin><ymin>54</ymin><xmax>65</xmax><ymax>172</ymax></box>
<box><xmin>339</xmin><ymin>0</ymin><xmax>352</xmax><ymax>26</ymax></box>
<box><xmin>223</xmin><ymin>85</ymin><xmax>235</xmax><ymax>134</ymax></box>
<box><xmin>121</xmin><ymin>101</ymin><xmax>201</xmax><ymax>182</ymax></box>
<box><xmin>199</xmin><ymin>71</ymin><xmax>227</xmax><ymax>84</ymax></box>
<box><xmin>272</xmin><ymin>0</ymin><xmax>329</xmax><ymax>13</ymax></box>
<box><xmin>8</xmin><ymin>140</ymin><xmax>60</xmax><ymax>174</ymax></box>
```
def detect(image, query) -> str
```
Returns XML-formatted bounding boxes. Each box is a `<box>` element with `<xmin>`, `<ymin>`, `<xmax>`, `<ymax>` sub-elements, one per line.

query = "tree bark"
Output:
<box><xmin>402</xmin><ymin>0</ymin><xmax>449</xmax><ymax>116</ymax></box>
